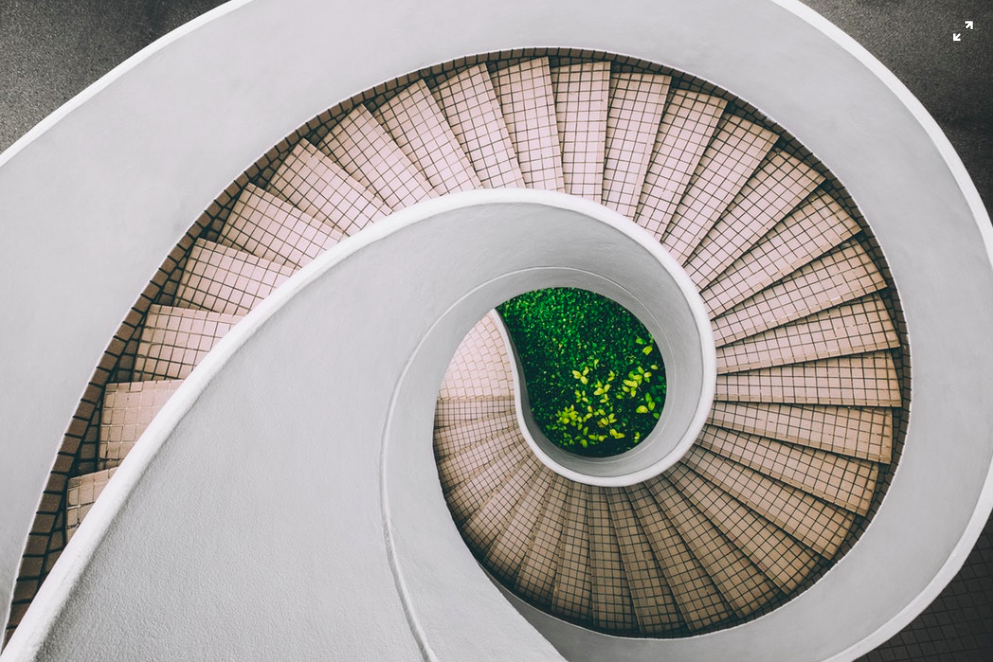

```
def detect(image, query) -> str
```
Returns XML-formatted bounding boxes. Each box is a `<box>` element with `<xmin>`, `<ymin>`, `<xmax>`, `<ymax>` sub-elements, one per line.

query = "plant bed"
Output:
<box><xmin>497</xmin><ymin>288</ymin><xmax>667</xmax><ymax>458</ymax></box>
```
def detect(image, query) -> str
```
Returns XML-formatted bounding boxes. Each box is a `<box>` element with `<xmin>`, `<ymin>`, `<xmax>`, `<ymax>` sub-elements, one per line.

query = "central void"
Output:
<box><xmin>497</xmin><ymin>287</ymin><xmax>667</xmax><ymax>458</ymax></box>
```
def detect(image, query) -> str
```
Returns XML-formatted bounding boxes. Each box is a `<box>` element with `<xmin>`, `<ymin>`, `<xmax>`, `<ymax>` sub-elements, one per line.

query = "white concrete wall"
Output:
<box><xmin>0</xmin><ymin>0</ymin><xmax>991</xmax><ymax>659</ymax></box>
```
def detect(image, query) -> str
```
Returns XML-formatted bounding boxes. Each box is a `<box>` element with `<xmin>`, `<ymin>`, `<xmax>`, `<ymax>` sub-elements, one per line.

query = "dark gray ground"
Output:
<box><xmin>0</xmin><ymin>1</ymin><xmax>991</xmax><ymax>659</ymax></box>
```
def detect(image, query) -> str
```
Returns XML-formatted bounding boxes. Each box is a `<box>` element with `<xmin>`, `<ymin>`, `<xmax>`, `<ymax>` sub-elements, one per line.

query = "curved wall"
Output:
<box><xmin>0</xmin><ymin>0</ymin><xmax>991</xmax><ymax>659</ymax></box>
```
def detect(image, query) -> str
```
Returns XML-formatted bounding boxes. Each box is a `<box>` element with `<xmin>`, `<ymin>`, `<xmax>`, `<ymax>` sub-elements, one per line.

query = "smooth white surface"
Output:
<box><xmin>3</xmin><ymin>194</ymin><xmax>580</xmax><ymax>662</ymax></box>
<box><xmin>0</xmin><ymin>0</ymin><xmax>990</xmax><ymax>659</ymax></box>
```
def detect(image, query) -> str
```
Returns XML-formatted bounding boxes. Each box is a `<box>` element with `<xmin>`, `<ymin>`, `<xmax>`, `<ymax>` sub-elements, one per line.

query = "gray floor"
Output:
<box><xmin>0</xmin><ymin>0</ymin><xmax>991</xmax><ymax>659</ymax></box>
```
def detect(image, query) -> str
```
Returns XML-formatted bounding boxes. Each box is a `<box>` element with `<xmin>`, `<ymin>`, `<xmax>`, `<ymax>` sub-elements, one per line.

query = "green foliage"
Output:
<box><xmin>497</xmin><ymin>288</ymin><xmax>667</xmax><ymax>457</ymax></box>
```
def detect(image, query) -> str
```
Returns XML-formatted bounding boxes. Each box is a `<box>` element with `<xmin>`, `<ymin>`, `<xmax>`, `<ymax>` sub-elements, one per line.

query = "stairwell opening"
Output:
<box><xmin>496</xmin><ymin>287</ymin><xmax>668</xmax><ymax>458</ymax></box>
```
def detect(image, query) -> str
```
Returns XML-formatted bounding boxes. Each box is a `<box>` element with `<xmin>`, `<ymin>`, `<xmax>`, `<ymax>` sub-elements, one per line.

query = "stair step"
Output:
<box><xmin>439</xmin><ymin>312</ymin><xmax>513</xmax><ymax>399</ymax></box>
<box><xmin>625</xmin><ymin>484</ymin><xmax>732</xmax><ymax>631</ymax></box>
<box><xmin>712</xmin><ymin>238</ymin><xmax>887</xmax><ymax>346</ymax></box>
<box><xmin>550</xmin><ymin>62</ymin><xmax>610</xmax><ymax>200</ymax></box>
<box><xmin>588</xmin><ymin>487</ymin><xmax>637</xmax><ymax>632</ymax></box>
<box><xmin>433</xmin><ymin>411</ymin><xmax>517</xmax><ymax>458</ymax></box>
<box><xmin>661</xmin><ymin>115</ymin><xmax>778</xmax><ymax>264</ymax></box>
<box><xmin>707</xmin><ymin>401</ymin><xmax>893</xmax><ymax>463</ymax></box>
<box><xmin>668</xmin><ymin>464</ymin><xmax>819</xmax><ymax>594</ymax></box>
<box><xmin>463</xmin><ymin>458</ymin><xmax>541</xmax><ymax>551</ymax></box>
<box><xmin>65</xmin><ymin>468</ymin><xmax>118</xmax><ymax>541</ymax></box>
<box><xmin>433</xmin><ymin>64</ymin><xmax>526</xmax><ymax>189</ymax></box>
<box><xmin>267</xmin><ymin>141</ymin><xmax>389</xmax><ymax>234</ymax></box>
<box><xmin>445</xmin><ymin>439</ymin><xmax>529</xmax><ymax>525</ymax></box>
<box><xmin>490</xmin><ymin>58</ymin><xmax>565</xmax><ymax>191</ymax></box>
<box><xmin>434</xmin><ymin>396</ymin><xmax>515</xmax><ymax>428</ymax></box>
<box><xmin>175</xmin><ymin>239</ymin><xmax>295</xmax><ymax>316</ymax></box>
<box><xmin>133</xmin><ymin>305</ymin><xmax>241</xmax><ymax>381</ymax></box>
<box><xmin>601</xmin><ymin>72</ymin><xmax>671</xmax><ymax>219</ymax></box>
<box><xmin>604</xmin><ymin>487</ymin><xmax>683</xmax><ymax>634</ymax></box>
<box><xmin>682</xmin><ymin>446</ymin><xmax>855</xmax><ymax>557</ymax></box>
<box><xmin>99</xmin><ymin>380</ymin><xmax>182</xmax><ymax>469</ymax></box>
<box><xmin>716</xmin><ymin>294</ymin><xmax>899</xmax><ymax>373</ymax></box>
<box><xmin>702</xmin><ymin>190</ymin><xmax>862</xmax><ymax>318</ymax></box>
<box><xmin>550</xmin><ymin>483</ymin><xmax>594</xmax><ymax>624</ymax></box>
<box><xmin>437</xmin><ymin>428</ymin><xmax>521</xmax><ymax>491</ymax></box>
<box><xmin>685</xmin><ymin>151</ymin><xmax>825</xmax><ymax>288</ymax></box>
<box><xmin>375</xmin><ymin>79</ymin><xmax>481</xmax><ymax>194</ymax></box>
<box><xmin>634</xmin><ymin>90</ymin><xmax>727</xmax><ymax>239</ymax></box>
<box><xmin>697</xmin><ymin>425</ymin><xmax>878</xmax><ymax>515</ymax></box>
<box><xmin>647</xmin><ymin>478</ymin><xmax>780</xmax><ymax>619</ymax></box>
<box><xmin>486</xmin><ymin>467</ymin><xmax>555</xmax><ymax>583</ymax></box>
<box><xmin>716</xmin><ymin>352</ymin><xmax>902</xmax><ymax>407</ymax></box>
<box><xmin>218</xmin><ymin>184</ymin><xmax>344</xmax><ymax>269</ymax></box>
<box><xmin>516</xmin><ymin>475</ymin><xmax>570</xmax><ymax>605</ymax></box>
<box><xmin>318</xmin><ymin>105</ymin><xmax>435</xmax><ymax>209</ymax></box>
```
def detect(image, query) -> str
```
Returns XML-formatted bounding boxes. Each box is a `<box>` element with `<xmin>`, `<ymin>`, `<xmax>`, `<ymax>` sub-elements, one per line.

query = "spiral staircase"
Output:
<box><xmin>0</xmin><ymin>2</ymin><xmax>990</xmax><ymax>661</ymax></box>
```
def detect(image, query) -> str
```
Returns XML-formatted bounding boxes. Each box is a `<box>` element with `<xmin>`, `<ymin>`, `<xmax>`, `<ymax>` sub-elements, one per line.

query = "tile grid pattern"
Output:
<box><xmin>10</xmin><ymin>49</ymin><xmax>915</xmax><ymax>649</ymax></box>
<box><xmin>432</xmin><ymin>64</ymin><xmax>526</xmax><ymax>189</ymax></box>
<box><xmin>550</xmin><ymin>62</ymin><xmax>610</xmax><ymax>200</ymax></box>
<box><xmin>318</xmin><ymin>105</ymin><xmax>435</xmax><ymax>209</ymax></box>
<box><xmin>633</xmin><ymin>90</ymin><xmax>728</xmax><ymax>239</ymax></box>
<box><xmin>490</xmin><ymin>58</ymin><xmax>566</xmax><ymax>191</ymax></box>
<box><xmin>218</xmin><ymin>183</ymin><xmax>345</xmax><ymax>269</ymax></box>
<box><xmin>174</xmin><ymin>239</ymin><xmax>295</xmax><ymax>316</ymax></box>
<box><xmin>600</xmin><ymin>71</ymin><xmax>671</xmax><ymax>219</ymax></box>
<box><xmin>98</xmin><ymin>380</ymin><xmax>182</xmax><ymax>469</ymax></box>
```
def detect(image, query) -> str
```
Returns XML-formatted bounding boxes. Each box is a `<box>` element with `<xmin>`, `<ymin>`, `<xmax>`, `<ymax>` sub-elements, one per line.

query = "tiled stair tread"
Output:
<box><xmin>374</xmin><ymin>79</ymin><xmax>481</xmax><ymax>194</ymax></box>
<box><xmin>702</xmin><ymin>189</ymin><xmax>860</xmax><ymax>318</ymax></box>
<box><xmin>685</xmin><ymin>151</ymin><xmax>825</xmax><ymax>288</ymax></box>
<box><xmin>516</xmin><ymin>476</ymin><xmax>570</xmax><ymax>604</ymax></box>
<box><xmin>707</xmin><ymin>401</ymin><xmax>893</xmax><ymax>463</ymax></box>
<box><xmin>715</xmin><ymin>294</ymin><xmax>899</xmax><ymax>374</ymax></box>
<box><xmin>462</xmin><ymin>459</ymin><xmax>541</xmax><ymax>551</ymax></box>
<box><xmin>634</xmin><ymin>89</ymin><xmax>727</xmax><ymax>239</ymax></box>
<box><xmin>667</xmin><ymin>464</ymin><xmax>819</xmax><ymax>594</ymax></box>
<box><xmin>318</xmin><ymin>105</ymin><xmax>435</xmax><ymax>209</ymax></box>
<box><xmin>604</xmin><ymin>487</ymin><xmax>683</xmax><ymax>634</ymax></box>
<box><xmin>647</xmin><ymin>477</ymin><xmax>780</xmax><ymax>619</ymax></box>
<box><xmin>681</xmin><ymin>446</ymin><xmax>855</xmax><ymax>557</ymax></box>
<box><xmin>486</xmin><ymin>467</ymin><xmax>555</xmax><ymax>582</ymax></box>
<box><xmin>490</xmin><ymin>57</ymin><xmax>565</xmax><ymax>191</ymax></box>
<box><xmin>65</xmin><ymin>467</ymin><xmax>118</xmax><ymax>541</ymax></box>
<box><xmin>588</xmin><ymin>488</ymin><xmax>638</xmax><ymax>631</ymax></box>
<box><xmin>133</xmin><ymin>305</ymin><xmax>242</xmax><ymax>381</ymax></box>
<box><xmin>433</xmin><ymin>64</ymin><xmax>526</xmax><ymax>189</ymax></box>
<box><xmin>445</xmin><ymin>440</ymin><xmax>529</xmax><ymax>524</ymax></box>
<box><xmin>696</xmin><ymin>425</ymin><xmax>878</xmax><ymax>515</ymax></box>
<box><xmin>712</xmin><ymin>238</ymin><xmax>887</xmax><ymax>347</ymax></box>
<box><xmin>433</xmin><ymin>411</ymin><xmax>518</xmax><ymax>457</ymax></box>
<box><xmin>99</xmin><ymin>380</ymin><xmax>183</xmax><ymax>469</ymax></box>
<box><xmin>550</xmin><ymin>482</ymin><xmax>594</xmax><ymax>623</ymax></box>
<box><xmin>437</xmin><ymin>428</ymin><xmax>521</xmax><ymax>489</ymax></box>
<box><xmin>625</xmin><ymin>484</ymin><xmax>732</xmax><ymax>630</ymax></box>
<box><xmin>661</xmin><ymin>115</ymin><xmax>779</xmax><ymax>264</ymax></box>
<box><xmin>551</xmin><ymin>61</ymin><xmax>610</xmax><ymax>200</ymax></box>
<box><xmin>267</xmin><ymin>141</ymin><xmax>390</xmax><ymax>235</ymax></box>
<box><xmin>434</xmin><ymin>396</ymin><xmax>515</xmax><ymax>427</ymax></box>
<box><xmin>25</xmin><ymin>56</ymin><xmax>912</xmax><ymax>648</ymax></box>
<box><xmin>219</xmin><ymin>183</ymin><xmax>345</xmax><ymax>269</ymax></box>
<box><xmin>175</xmin><ymin>239</ymin><xmax>295</xmax><ymax>317</ymax></box>
<box><xmin>715</xmin><ymin>352</ymin><xmax>902</xmax><ymax>407</ymax></box>
<box><xmin>438</xmin><ymin>312</ymin><xmax>514</xmax><ymax>399</ymax></box>
<box><xmin>601</xmin><ymin>71</ymin><xmax>671</xmax><ymax>219</ymax></box>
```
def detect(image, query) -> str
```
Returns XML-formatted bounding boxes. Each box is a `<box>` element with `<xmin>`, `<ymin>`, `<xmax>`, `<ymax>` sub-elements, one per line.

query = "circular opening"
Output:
<box><xmin>497</xmin><ymin>287</ymin><xmax>667</xmax><ymax>458</ymax></box>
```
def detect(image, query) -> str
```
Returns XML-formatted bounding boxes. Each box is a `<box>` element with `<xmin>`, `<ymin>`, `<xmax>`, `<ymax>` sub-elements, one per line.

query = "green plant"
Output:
<box><xmin>497</xmin><ymin>288</ymin><xmax>667</xmax><ymax>457</ymax></box>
